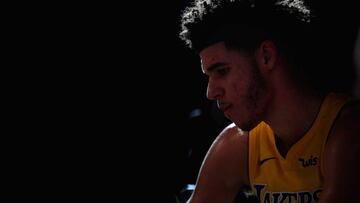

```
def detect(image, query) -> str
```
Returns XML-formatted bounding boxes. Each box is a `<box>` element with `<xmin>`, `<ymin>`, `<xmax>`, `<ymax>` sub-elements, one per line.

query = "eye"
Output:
<box><xmin>216</xmin><ymin>67</ymin><xmax>229</xmax><ymax>76</ymax></box>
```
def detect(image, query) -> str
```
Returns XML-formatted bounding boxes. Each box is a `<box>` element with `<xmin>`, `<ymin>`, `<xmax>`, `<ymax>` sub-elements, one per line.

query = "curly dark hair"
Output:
<box><xmin>179</xmin><ymin>0</ymin><xmax>313</xmax><ymax>55</ymax></box>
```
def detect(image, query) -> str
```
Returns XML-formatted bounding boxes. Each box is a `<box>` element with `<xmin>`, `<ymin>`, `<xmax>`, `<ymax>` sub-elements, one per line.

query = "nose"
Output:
<box><xmin>206</xmin><ymin>79</ymin><xmax>223</xmax><ymax>100</ymax></box>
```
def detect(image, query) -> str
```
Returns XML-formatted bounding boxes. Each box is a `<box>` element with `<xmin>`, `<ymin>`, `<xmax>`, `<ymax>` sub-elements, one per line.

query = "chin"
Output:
<box><xmin>234</xmin><ymin>119</ymin><xmax>258</xmax><ymax>132</ymax></box>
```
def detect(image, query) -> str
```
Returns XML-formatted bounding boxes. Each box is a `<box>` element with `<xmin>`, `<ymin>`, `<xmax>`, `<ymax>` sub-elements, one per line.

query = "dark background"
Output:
<box><xmin>32</xmin><ymin>1</ymin><xmax>358</xmax><ymax>202</ymax></box>
<box><xmin>108</xmin><ymin>1</ymin><xmax>359</xmax><ymax>202</ymax></box>
<box><xmin>139</xmin><ymin>1</ymin><xmax>359</xmax><ymax>201</ymax></box>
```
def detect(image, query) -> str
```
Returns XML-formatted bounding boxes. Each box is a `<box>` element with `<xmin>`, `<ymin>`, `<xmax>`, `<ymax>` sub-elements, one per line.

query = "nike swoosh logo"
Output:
<box><xmin>259</xmin><ymin>157</ymin><xmax>277</xmax><ymax>166</ymax></box>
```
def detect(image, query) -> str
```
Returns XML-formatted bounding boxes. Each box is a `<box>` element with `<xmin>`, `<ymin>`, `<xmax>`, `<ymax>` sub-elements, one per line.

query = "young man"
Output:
<box><xmin>179</xmin><ymin>0</ymin><xmax>360</xmax><ymax>202</ymax></box>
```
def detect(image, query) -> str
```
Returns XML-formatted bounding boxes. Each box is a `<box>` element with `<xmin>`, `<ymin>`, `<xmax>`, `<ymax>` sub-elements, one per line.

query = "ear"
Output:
<box><xmin>256</xmin><ymin>40</ymin><xmax>278</xmax><ymax>71</ymax></box>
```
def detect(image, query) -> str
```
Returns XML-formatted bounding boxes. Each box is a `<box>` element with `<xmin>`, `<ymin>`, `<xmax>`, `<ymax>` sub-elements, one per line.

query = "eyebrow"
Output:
<box><xmin>204</xmin><ymin>62</ymin><xmax>228</xmax><ymax>74</ymax></box>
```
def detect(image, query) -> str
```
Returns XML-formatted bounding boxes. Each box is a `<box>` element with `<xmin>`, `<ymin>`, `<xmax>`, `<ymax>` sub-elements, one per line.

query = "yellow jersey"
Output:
<box><xmin>248</xmin><ymin>93</ymin><xmax>350</xmax><ymax>203</ymax></box>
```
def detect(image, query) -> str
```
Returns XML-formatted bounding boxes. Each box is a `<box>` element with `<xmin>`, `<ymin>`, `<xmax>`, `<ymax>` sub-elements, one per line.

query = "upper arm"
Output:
<box><xmin>188</xmin><ymin>123</ymin><xmax>249</xmax><ymax>203</ymax></box>
<box><xmin>320</xmin><ymin>102</ymin><xmax>360</xmax><ymax>203</ymax></box>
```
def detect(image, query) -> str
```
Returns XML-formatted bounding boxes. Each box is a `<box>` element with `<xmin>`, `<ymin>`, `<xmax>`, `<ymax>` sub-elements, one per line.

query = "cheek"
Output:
<box><xmin>230</xmin><ymin>79</ymin><xmax>248</xmax><ymax>98</ymax></box>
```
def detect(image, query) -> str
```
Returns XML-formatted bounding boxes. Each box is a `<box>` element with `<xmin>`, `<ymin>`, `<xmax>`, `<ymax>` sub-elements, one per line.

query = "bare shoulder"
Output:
<box><xmin>330</xmin><ymin>100</ymin><xmax>360</xmax><ymax>140</ymax></box>
<box><xmin>320</xmin><ymin>100</ymin><xmax>360</xmax><ymax>202</ymax></box>
<box><xmin>221</xmin><ymin>123</ymin><xmax>248</xmax><ymax>135</ymax></box>
<box><xmin>188</xmin><ymin>123</ymin><xmax>249</xmax><ymax>203</ymax></box>
<box><xmin>214</xmin><ymin>123</ymin><xmax>248</xmax><ymax>146</ymax></box>
<box><xmin>205</xmin><ymin>122</ymin><xmax>249</xmax><ymax>179</ymax></box>
<box><xmin>326</xmin><ymin>99</ymin><xmax>360</xmax><ymax>159</ymax></box>
<box><xmin>338</xmin><ymin>99</ymin><xmax>360</xmax><ymax>119</ymax></box>
<box><xmin>207</xmin><ymin>123</ymin><xmax>249</xmax><ymax>171</ymax></box>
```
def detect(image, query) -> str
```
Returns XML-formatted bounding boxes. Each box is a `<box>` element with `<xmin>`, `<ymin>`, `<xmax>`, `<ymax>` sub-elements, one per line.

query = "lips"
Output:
<box><xmin>218</xmin><ymin>102</ymin><xmax>231</xmax><ymax>112</ymax></box>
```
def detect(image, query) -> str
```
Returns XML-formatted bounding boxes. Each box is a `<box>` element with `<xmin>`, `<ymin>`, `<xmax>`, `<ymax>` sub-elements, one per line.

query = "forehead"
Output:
<box><xmin>200</xmin><ymin>41</ymin><xmax>229</xmax><ymax>68</ymax></box>
<box><xmin>200</xmin><ymin>42</ymin><xmax>229</xmax><ymax>73</ymax></box>
<box><xmin>200</xmin><ymin>41</ymin><xmax>252</xmax><ymax>73</ymax></box>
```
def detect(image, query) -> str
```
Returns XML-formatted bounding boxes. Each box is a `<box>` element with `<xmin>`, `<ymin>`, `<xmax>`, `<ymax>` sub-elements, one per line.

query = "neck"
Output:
<box><xmin>265</xmin><ymin>86</ymin><xmax>324</xmax><ymax>156</ymax></box>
